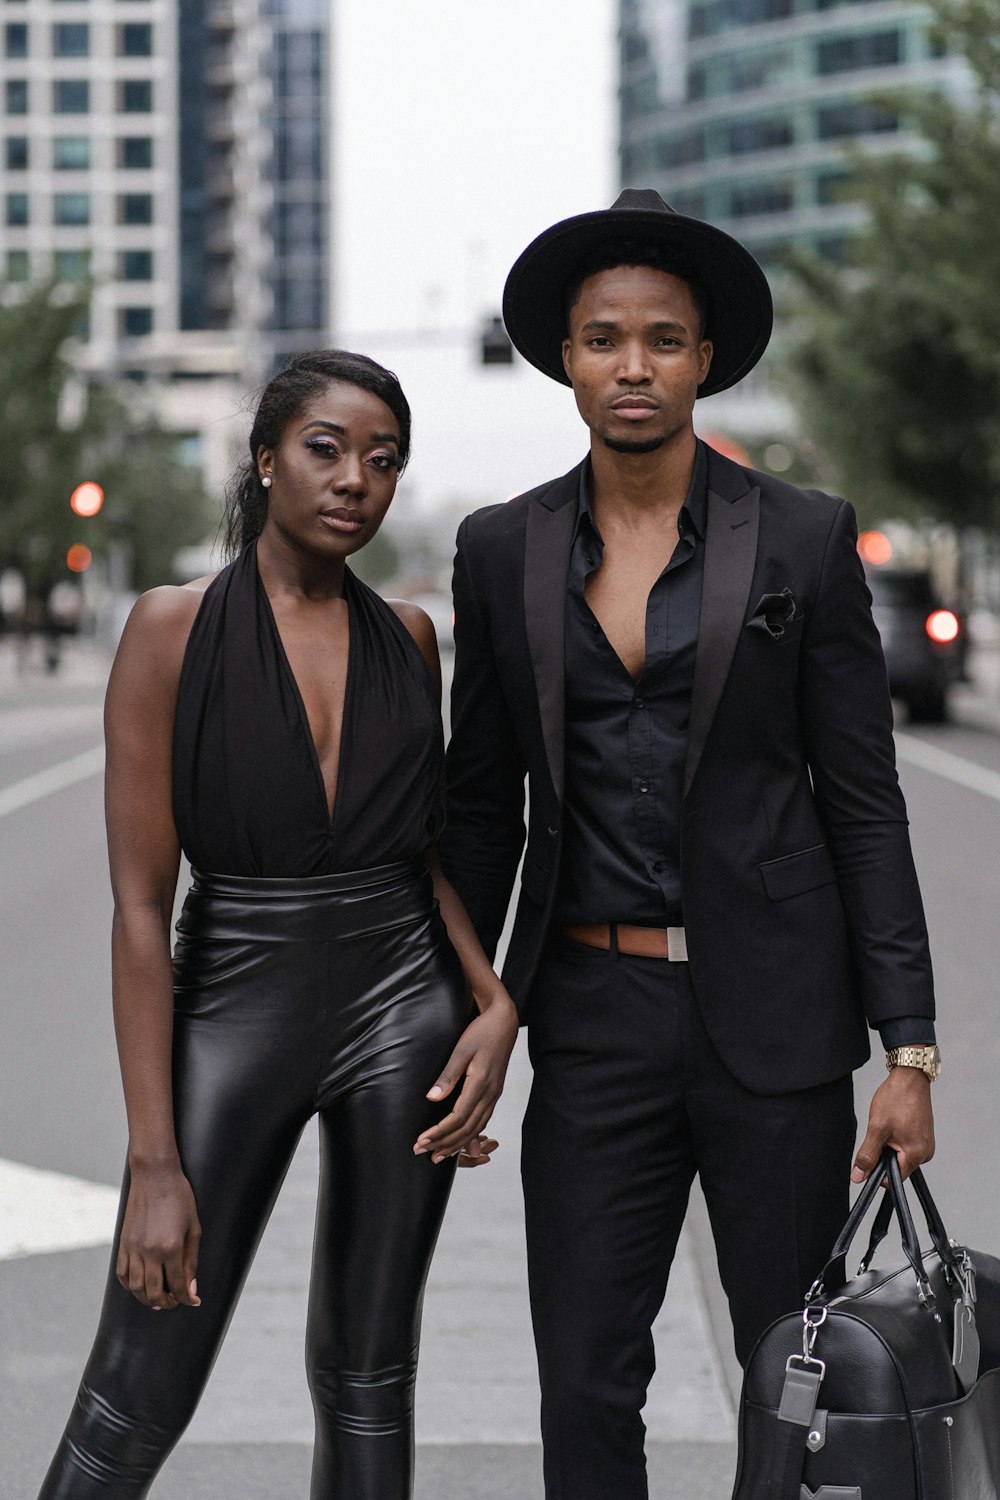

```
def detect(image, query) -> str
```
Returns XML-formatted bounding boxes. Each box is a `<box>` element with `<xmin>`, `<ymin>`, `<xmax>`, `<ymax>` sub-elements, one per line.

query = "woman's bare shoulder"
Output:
<box><xmin>385</xmin><ymin>598</ymin><xmax>435</xmax><ymax>650</ymax></box>
<box><xmin>385</xmin><ymin>599</ymin><xmax>442</xmax><ymax>697</ymax></box>
<box><xmin>109</xmin><ymin>576</ymin><xmax>218</xmax><ymax>706</ymax></box>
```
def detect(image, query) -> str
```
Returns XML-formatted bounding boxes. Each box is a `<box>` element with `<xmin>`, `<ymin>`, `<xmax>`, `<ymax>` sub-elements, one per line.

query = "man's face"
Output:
<box><xmin>561</xmin><ymin>264</ymin><xmax>713</xmax><ymax>455</ymax></box>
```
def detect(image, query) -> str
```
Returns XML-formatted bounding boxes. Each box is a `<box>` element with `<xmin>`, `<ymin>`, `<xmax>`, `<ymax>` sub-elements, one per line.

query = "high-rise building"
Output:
<box><xmin>0</xmin><ymin>0</ymin><xmax>334</xmax><ymax>484</ymax></box>
<box><xmin>618</xmin><ymin>0</ymin><xmax>968</xmax><ymax>268</ymax></box>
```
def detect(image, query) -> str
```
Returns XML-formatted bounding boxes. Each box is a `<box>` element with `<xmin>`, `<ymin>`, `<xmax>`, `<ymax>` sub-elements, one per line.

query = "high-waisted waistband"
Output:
<box><xmin>178</xmin><ymin>860</ymin><xmax>434</xmax><ymax>944</ymax></box>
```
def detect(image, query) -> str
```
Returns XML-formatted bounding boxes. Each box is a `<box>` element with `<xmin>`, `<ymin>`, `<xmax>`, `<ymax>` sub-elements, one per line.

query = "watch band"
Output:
<box><xmin>885</xmin><ymin>1044</ymin><xmax>941</xmax><ymax>1082</ymax></box>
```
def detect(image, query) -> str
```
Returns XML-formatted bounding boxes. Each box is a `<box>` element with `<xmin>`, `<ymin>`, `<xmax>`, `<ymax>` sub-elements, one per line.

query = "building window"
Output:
<box><xmin>6</xmin><ymin>249</ymin><xmax>29</xmax><ymax>281</ymax></box>
<box><xmin>117</xmin><ymin>22</ymin><xmax>152</xmax><ymax>56</ymax></box>
<box><xmin>54</xmin><ymin>191</ymin><xmax>90</xmax><ymax>225</ymax></box>
<box><xmin>54</xmin><ymin>248</ymin><xmax>91</xmax><ymax>281</ymax></box>
<box><xmin>5</xmin><ymin>191</ymin><xmax>28</xmax><ymax>226</ymax></box>
<box><xmin>5</xmin><ymin>135</ymin><xmax>27</xmax><ymax>169</ymax></box>
<box><xmin>120</xmin><ymin>306</ymin><xmax>153</xmax><ymax>337</ymax></box>
<box><xmin>671</xmin><ymin>190</ymin><xmax>706</xmax><ymax>218</ymax></box>
<box><xmin>117</xmin><ymin>192</ymin><xmax>152</xmax><ymax>224</ymax></box>
<box><xmin>54</xmin><ymin>79</ymin><xmax>89</xmax><ymax>113</ymax></box>
<box><xmin>656</xmin><ymin>130</ymin><xmax>706</xmax><ymax>169</ymax></box>
<box><xmin>4</xmin><ymin>21</ymin><xmax>27</xmax><ymax>57</ymax></box>
<box><xmin>117</xmin><ymin>135</ymin><xmax>152</xmax><ymax>168</ymax></box>
<box><xmin>5</xmin><ymin>79</ymin><xmax>28</xmax><ymax>114</ymax></box>
<box><xmin>118</xmin><ymin>79</ymin><xmax>153</xmax><ymax>112</ymax></box>
<box><xmin>816</xmin><ymin>30</ymin><xmax>901</xmax><ymax>75</ymax></box>
<box><xmin>53</xmin><ymin>22</ymin><xmax>89</xmax><ymax>57</ymax></box>
<box><xmin>816</xmin><ymin>101</ymin><xmax>899</xmax><ymax>139</ymax></box>
<box><xmin>817</xmin><ymin>236</ymin><xmax>848</xmax><ymax>263</ymax></box>
<box><xmin>730</xmin><ymin>180</ymin><xmax>795</xmax><ymax>217</ymax></box>
<box><xmin>119</xmin><ymin>249</ymin><xmax>153</xmax><ymax>280</ymax></box>
<box><xmin>727</xmin><ymin>116</ymin><xmax>794</xmax><ymax>155</ymax></box>
<box><xmin>53</xmin><ymin>134</ymin><xmax>90</xmax><ymax>169</ymax></box>
<box><xmin>816</xmin><ymin>167</ymin><xmax>853</xmax><ymax>204</ymax></box>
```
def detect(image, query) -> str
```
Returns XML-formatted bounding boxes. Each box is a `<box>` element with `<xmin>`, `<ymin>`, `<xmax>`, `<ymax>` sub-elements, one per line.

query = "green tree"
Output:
<box><xmin>781</xmin><ymin>0</ymin><xmax>1000</xmax><ymax>531</ymax></box>
<box><xmin>0</xmin><ymin>282</ymin><xmax>210</xmax><ymax>599</ymax></box>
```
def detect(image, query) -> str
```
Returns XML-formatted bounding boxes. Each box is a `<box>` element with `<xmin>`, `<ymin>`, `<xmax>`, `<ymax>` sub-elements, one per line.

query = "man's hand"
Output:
<box><xmin>851</xmin><ymin>1066</ymin><xmax>935</xmax><ymax>1184</ymax></box>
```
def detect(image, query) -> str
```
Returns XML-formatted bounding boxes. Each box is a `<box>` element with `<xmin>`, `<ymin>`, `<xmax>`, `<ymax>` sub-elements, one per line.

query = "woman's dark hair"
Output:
<box><xmin>221</xmin><ymin>349</ymin><xmax>412</xmax><ymax>558</ymax></box>
<box><xmin>564</xmin><ymin>237</ymin><xmax>709</xmax><ymax>341</ymax></box>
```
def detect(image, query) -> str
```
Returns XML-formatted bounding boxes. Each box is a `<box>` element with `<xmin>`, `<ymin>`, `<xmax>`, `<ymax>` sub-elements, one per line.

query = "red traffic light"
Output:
<box><xmin>926</xmin><ymin>609</ymin><xmax>959</xmax><ymax>644</ymax></box>
<box><xmin>70</xmin><ymin>481</ymin><xmax>104</xmax><ymax>517</ymax></box>
<box><xmin>858</xmin><ymin>530</ymin><xmax>893</xmax><ymax>566</ymax></box>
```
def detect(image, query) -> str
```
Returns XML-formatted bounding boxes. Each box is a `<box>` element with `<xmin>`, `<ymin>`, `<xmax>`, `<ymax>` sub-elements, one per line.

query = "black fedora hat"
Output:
<box><xmin>502</xmin><ymin>187</ymin><xmax>773</xmax><ymax>398</ymax></box>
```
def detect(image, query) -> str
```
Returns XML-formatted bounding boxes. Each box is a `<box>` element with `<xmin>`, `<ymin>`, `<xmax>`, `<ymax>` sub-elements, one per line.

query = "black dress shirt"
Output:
<box><xmin>555</xmin><ymin>443</ymin><xmax>707</xmax><ymax>925</ymax></box>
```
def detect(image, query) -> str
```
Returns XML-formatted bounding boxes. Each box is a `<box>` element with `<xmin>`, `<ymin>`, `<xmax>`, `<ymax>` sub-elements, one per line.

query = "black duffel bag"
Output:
<box><xmin>732</xmin><ymin>1149</ymin><xmax>1000</xmax><ymax>1500</ymax></box>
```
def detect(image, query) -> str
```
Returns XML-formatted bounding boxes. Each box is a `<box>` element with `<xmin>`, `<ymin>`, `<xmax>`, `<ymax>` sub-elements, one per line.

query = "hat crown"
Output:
<box><xmin>610</xmin><ymin>187</ymin><xmax>673</xmax><ymax>214</ymax></box>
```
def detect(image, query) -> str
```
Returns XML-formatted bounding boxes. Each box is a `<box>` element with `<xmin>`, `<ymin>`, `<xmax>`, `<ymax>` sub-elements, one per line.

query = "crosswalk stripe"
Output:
<box><xmin>0</xmin><ymin>745</ymin><xmax>104</xmax><ymax>820</ymax></box>
<box><xmin>895</xmin><ymin>733</ymin><xmax>1000</xmax><ymax>805</ymax></box>
<box><xmin>0</xmin><ymin>1157</ymin><xmax>118</xmax><ymax>1260</ymax></box>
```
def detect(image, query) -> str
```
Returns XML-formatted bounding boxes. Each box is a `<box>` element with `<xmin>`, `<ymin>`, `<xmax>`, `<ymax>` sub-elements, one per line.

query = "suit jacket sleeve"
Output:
<box><xmin>798</xmin><ymin>498</ymin><xmax>936</xmax><ymax>1028</ymax></box>
<box><xmin>441</xmin><ymin>513</ymin><xmax>527</xmax><ymax>962</ymax></box>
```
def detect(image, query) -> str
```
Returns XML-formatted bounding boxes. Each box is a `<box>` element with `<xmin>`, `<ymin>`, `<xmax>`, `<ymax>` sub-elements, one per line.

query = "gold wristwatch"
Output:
<box><xmin>885</xmin><ymin>1044</ymin><xmax>941</xmax><ymax>1082</ymax></box>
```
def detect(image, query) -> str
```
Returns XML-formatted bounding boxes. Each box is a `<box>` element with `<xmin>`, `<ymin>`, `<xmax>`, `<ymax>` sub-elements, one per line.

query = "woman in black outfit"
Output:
<box><xmin>38</xmin><ymin>350</ymin><xmax>519</xmax><ymax>1500</ymax></box>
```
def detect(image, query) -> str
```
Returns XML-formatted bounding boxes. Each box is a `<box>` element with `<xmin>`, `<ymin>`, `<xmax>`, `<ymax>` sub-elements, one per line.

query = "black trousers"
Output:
<box><xmin>521</xmin><ymin>936</ymin><xmax>856</xmax><ymax>1500</ymax></box>
<box><xmin>38</xmin><ymin>862</ymin><xmax>468</xmax><ymax>1500</ymax></box>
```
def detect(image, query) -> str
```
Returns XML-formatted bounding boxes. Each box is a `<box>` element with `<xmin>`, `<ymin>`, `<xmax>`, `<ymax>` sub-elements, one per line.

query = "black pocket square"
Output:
<box><xmin>747</xmin><ymin>588</ymin><xmax>797</xmax><ymax>639</ymax></box>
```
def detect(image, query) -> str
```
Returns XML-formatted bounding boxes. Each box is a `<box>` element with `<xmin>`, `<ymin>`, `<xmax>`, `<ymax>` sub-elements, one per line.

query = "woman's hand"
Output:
<box><xmin>116</xmin><ymin>1162</ymin><xmax>202</xmax><ymax>1311</ymax></box>
<box><xmin>414</xmin><ymin>996</ymin><xmax>519</xmax><ymax>1164</ymax></box>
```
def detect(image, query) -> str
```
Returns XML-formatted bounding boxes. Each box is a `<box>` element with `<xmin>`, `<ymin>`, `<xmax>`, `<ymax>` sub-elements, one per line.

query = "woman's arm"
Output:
<box><xmin>104</xmin><ymin>585</ymin><xmax>204</xmax><ymax>1310</ymax></box>
<box><xmin>389</xmin><ymin>601</ymin><xmax>520</xmax><ymax>1164</ymax></box>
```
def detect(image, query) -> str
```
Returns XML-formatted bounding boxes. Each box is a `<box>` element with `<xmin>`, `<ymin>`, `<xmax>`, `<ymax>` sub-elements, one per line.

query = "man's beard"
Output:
<box><xmin>601</xmin><ymin>432</ymin><xmax>666</xmax><ymax>455</ymax></box>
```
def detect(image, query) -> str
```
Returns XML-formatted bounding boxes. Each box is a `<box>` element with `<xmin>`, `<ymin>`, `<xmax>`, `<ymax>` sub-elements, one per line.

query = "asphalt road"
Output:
<box><xmin>2</xmin><ymin>645</ymin><xmax>1000</xmax><ymax>1499</ymax></box>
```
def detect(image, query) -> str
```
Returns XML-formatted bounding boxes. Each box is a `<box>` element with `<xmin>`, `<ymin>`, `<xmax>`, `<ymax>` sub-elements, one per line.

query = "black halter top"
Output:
<box><xmin>171</xmin><ymin>543</ymin><xmax>445</xmax><ymax>878</ymax></box>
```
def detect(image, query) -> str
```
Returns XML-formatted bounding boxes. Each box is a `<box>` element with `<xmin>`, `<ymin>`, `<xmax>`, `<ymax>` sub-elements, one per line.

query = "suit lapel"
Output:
<box><xmin>684</xmin><ymin>454</ymin><xmax>760</xmax><ymax>796</ymax></box>
<box><xmin>524</xmin><ymin>463</ymin><xmax>581</xmax><ymax>803</ymax></box>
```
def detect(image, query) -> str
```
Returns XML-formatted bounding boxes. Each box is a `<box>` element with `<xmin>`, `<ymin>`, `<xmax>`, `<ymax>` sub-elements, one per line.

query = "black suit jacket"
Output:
<box><xmin>441</xmin><ymin>446</ymin><xmax>935</xmax><ymax>1094</ymax></box>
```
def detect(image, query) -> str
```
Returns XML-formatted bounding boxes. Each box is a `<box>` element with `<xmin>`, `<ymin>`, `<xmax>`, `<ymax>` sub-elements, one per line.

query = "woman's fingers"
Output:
<box><xmin>425</xmin><ymin>1039</ymin><xmax>475</xmax><ymax>1102</ymax></box>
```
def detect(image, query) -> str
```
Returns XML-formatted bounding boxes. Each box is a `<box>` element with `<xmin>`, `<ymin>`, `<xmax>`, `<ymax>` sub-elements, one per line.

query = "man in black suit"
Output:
<box><xmin>440</xmin><ymin>190</ymin><xmax>938</xmax><ymax>1499</ymax></box>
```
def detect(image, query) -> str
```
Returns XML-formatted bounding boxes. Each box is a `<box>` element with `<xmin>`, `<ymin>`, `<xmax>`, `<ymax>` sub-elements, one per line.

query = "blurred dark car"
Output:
<box><xmin>865</xmin><ymin>568</ymin><xmax>963</xmax><ymax>723</ymax></box>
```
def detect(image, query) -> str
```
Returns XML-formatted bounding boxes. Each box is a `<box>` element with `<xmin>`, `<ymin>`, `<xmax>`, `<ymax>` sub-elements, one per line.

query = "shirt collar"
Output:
<box><xmin>576</xmin><ymin>438</ymin><xmax>708</xmax><ymax>541</ymax></box>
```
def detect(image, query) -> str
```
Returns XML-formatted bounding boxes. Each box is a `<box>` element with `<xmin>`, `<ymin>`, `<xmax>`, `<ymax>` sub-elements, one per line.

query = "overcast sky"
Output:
<box><xmin>334</xmin><ymin>1</ymin><xmax>618</xmax><ymax>517</ymax></box>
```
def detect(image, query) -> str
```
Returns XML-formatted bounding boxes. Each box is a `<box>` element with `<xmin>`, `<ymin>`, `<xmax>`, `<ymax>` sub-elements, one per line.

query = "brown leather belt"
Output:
<box><xmin>560</xmin><ymin>922</ymin><xmax>688</xmax><ymax>962</ymax></box>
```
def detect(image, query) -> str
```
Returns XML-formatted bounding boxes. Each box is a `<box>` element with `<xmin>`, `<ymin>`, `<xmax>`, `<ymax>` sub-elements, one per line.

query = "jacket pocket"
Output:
<box><xmin>759</xmin><ymin>843</ymin><xmax>835</xmax><ymax>902</ymax></box>
<box><xmin>520</xmin><ymin>855</ymin><xmax>551</xmax><ymax>905</ymax></box>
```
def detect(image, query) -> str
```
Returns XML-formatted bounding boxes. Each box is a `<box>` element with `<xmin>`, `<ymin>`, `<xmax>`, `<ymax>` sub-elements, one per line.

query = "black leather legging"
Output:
<box><xmin>38</xmin><ymin>862</ymin><xmax>468</xmax><ymax>1500</ymax></box>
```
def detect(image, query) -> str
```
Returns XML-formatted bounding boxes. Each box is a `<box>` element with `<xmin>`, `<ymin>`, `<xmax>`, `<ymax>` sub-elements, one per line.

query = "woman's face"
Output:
<box><xmin>257</xmin><ymin>380</ymin><xmax>402</xmax><ymax>560</ymax></box>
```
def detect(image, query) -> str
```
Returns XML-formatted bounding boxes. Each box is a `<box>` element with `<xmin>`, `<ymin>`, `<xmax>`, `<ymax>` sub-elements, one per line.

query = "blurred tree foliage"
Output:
<box><xmin>781</xmin><ymin>0</ymin><xmax>1000</xmax><ymax>530</ymax></box>
<box><xmin>0</xmin><ymin>282</ymin><xmax>210</xmax><ymax>597</ymax></box>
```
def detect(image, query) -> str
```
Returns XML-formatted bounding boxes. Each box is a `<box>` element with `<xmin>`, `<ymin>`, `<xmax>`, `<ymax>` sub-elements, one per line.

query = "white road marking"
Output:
<box><xmin>895</xmin><ymin>733</ymin><xmax>1000</xmax><ymax>805</ymax></box>
<box><xmin>0</xmin><ymin>745</ymin><xmax>104</xmax><ymax>820</ymax></box>
<box><xmin>0</xmin><ymin>1157</ymin><xmax>118</xmax><ymax>1260</ymax></box>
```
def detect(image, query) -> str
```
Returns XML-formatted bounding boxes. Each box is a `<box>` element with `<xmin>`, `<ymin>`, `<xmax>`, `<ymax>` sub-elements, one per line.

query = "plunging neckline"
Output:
<box><xmin>256</xmin><ymin>563</ymin><xmax>354</xmax><ymax>832</ymax></box>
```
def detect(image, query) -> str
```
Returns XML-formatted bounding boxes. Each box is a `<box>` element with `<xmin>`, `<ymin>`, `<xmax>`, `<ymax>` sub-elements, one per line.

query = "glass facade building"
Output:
<box><xmin>1</xmin><ymin>0</ymin><xmax>333</xmax><ymax>370</ymax></box>
<box><xmin>619</xmin><ymin>0</ymin><xmax>969</xmax><ymax>266</ymax></box>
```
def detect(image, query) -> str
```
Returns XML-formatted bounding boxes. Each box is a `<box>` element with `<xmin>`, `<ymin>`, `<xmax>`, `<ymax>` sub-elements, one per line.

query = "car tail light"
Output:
<box><xmin>926</xmin><ymin>609</ymin><xmax>960</xmax><ymax>644</ymax></box>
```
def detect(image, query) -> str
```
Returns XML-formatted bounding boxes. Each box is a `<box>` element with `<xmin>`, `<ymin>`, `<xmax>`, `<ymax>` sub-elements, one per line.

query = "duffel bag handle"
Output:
<box><xmin>808</xmin><ymin>1149</ymin><xmax>957</xmax><ymax>1310</ymax></box>
<box><xmin>859</xmin><ymin>1164</ymin><xmax>954</xmax><ymax>1275</ymax></box>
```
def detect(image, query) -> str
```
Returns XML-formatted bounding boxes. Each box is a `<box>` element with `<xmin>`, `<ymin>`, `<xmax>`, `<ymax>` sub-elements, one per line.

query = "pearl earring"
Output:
<box><xmin>261</xmin><ymin>475</ymin><xmax>272</xmax><ymax>489</ymax></box>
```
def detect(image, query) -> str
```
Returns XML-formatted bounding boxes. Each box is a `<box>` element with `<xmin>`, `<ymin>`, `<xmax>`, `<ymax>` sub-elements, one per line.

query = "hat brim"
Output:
<box><xmin>502</xmin><ymin>204</ymin><xmax>773</xmax><ymax>398</ymax></box>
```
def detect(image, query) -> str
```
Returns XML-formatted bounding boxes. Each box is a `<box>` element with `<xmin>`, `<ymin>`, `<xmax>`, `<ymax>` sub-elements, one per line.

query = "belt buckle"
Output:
<box><xmin>666</xmin><ymin>926</ymin><xmax>688</xmax><ymax>962</ymax></box>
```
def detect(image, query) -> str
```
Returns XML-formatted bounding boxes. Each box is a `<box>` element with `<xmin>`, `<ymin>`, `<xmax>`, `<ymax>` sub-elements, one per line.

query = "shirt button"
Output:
<box><xmin>547</xmin><ymin>824</ymin><xmax>558</xmax><ymax>837</ymax></box>
<box><xmin>653</xmin><ymin>860</ymin><xmax>665</xmax><ymax>872</ymax></box>
<box><xmin>638</xmin><ymin>780</ymin><xmax>649</xmax><ymax>793</ymax></box>
<box><xmin>635</xmin><ymin>699</ymin><xmax>645</xmax><ymax>709</ymax></box>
